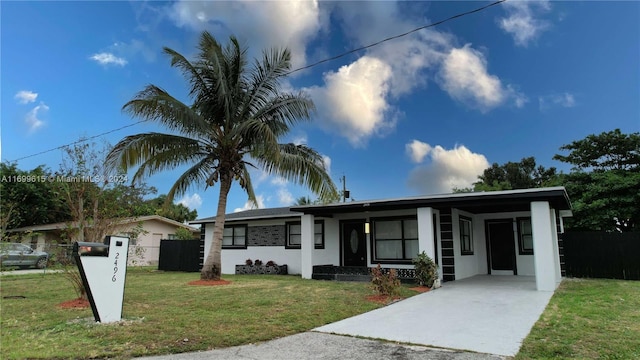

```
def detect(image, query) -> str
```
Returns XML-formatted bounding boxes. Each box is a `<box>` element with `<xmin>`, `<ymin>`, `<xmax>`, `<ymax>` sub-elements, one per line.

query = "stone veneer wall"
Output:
<box><xmin>247</xmin><ymin>225</ymin><xmax>286</xmax><ymax>246</ymax></box>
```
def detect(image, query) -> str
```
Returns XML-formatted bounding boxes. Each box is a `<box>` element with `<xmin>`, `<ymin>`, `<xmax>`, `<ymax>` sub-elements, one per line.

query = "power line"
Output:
<box><xmin>9</xmin><ymin>120</ymin><xmax>148</xmax><ymax>162</ymax></box>
<box><xmin>285</xmin><ymin>0</ymin><xmax>507</xmax><ymax>76</ymax></box>
<box><xmin>7</xmin><ymin>0</ymin><xmax>507</xmax><ymax>164</ymax></box>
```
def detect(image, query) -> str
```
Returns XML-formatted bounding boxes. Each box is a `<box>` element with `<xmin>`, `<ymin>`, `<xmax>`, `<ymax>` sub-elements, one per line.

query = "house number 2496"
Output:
<box><xmin>112</xmin><ymin>253</ymin><xmax>120</xmax><ymax>282</ymax></box>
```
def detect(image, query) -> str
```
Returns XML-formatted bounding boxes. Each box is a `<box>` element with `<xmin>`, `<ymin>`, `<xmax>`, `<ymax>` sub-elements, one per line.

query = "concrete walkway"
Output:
<box><xmin>315</xmin><ymin>275</ymin><xmax>554</xmax><ymax>357</ymax></box>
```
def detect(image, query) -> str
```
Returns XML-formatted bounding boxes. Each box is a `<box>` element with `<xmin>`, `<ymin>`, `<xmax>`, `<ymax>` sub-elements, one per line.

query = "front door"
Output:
<box><xmin>342</xmin><ymin>221</ymin><xmax>367</xmax><ymax>267</ymax></box>
<box><xmin>486</xmin><ymin>220</ymin><xmax>516</xmax><ymax>274</ymax></box>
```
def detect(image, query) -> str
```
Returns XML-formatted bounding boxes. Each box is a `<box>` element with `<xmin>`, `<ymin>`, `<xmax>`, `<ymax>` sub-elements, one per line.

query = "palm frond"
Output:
<box><xmin>165</xmin><ymin>157</ymin><xmax>215</xmax><ymax>203</ymax></box>
<box><xmin>122</xmin><ymin>85</ymin><xmax>209</xmax><ymax>137</ymax></box>
<box><xmin>163</xmin><ymin>47</ymin><xmax>210</xmax><ymax>101</ymax></box>
<box><xmin>256</xmin><ymin>144</ymin><xmax>339</xmax><ymax>202</ymax></box>
<box><xmin>106</xmin><ymin>132</ymin><xmax>207</xmax><ymax>184</ymax></box>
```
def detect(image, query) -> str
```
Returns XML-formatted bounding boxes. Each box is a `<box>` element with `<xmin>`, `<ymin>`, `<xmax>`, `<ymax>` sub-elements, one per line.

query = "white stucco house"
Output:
<box><xmin>191</xmin><ymin>187</ymin><xmax>573</xmax><ymax>291</ymax></box>
<box><xmin>7</xmin><ymin>215</ymin><xmax>199</xmax><ymax>266</ymax></box>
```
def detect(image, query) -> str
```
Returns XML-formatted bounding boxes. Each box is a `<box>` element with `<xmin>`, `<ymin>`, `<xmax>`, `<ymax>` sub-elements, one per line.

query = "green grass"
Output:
<box><xmin>517</xmin><ymin>278</ymin><xmax>640</xmax><ymax>360</ymax></box>
<box><xmin>0</xmin><ymin>268</ymin><xmax>416</xmax><ymax>359</ymax></box>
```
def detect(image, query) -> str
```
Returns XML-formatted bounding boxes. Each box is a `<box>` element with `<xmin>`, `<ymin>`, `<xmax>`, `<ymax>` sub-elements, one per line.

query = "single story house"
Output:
<box><xmin>191</xmin><ymin>187</ymin><xmax>572</xmax><ymax>291</ymax></box>
<box><xmin>7</xmin><ymin>215</ymin><xmax>200</xmax><ymax>266</ymax></box>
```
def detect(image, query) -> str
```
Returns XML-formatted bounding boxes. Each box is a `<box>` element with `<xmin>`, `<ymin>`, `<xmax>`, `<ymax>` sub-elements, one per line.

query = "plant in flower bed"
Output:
<box><xmin>235</xmin><ymin>259</ymin><xmax>287</xmax><ymax>275</ymax></box>
<box><xmin>412</xmin><ymin>251</ymin><xmax>438</xmax><ymax>288</ymax></box>
<box><xmin>370</xmin><ymin>264</ymin><xmax>401</xmax><ymax>297</ymax></box>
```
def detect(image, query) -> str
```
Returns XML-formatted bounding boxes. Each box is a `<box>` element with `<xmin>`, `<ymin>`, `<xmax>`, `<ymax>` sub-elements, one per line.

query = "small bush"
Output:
<box><xmin>245</xmin><ymin>258</ymin><xmax>253</xmax><ymax>266</ymax></box>
<box><xmin>370</xmin><ymin>264</ymin><xmax>401</xmax><ymax>296</ymax></box>
<box><xmin>266</xmin><ymin>260</ymin><xmax>277</xmax><ymax>267</ymax></box>
<box><xmin>413</xmin><ymin>251</ymin><xmax>438</xmax><ymax>287</ymax></box>
<box><xmin>253</xmin><ymin>259</ymin><xmax>263</xmax><ymax>266</ymax></box>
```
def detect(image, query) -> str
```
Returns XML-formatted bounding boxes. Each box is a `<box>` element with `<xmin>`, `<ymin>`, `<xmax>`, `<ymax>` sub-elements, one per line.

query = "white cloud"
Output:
<box><xmin>539</xmin><ymin>92</ymin><xmax>576</xmax><ymax>110</ymax></box>
<box><xmin>407</xmin><ymin>142</ymin><xmax>489</xmax><ymax>194</ymax></box>
<box><xmin>25</xmin><ymin>102</ymin><xmax>48</xmax><ymax>133</ymax></box>
<box><xmin>307</xmin><ymin>56</ymin><xmax>394</xmax><ymax>147</ymax></box>
<box><xmin>234</xmin><ymin>194</ymin><xmax>265</xmax><ymax>212</ymax></box>
<box><xmin>406</xmin><ymin>140</ymin><xmax>432</xmax><ymax>164</ymax></box>
<box><xmin>177</xmin><ymin>193</ymin><xmax>202</xmax><ymax>209</ymax></box>
<box><xmin>439</xmin><ymin>45</ymin><xmax>526</xmax><ymax>111</ymax></box>
<box><xmin>292</xmin><ymin>134</ymin><xmax>308</xmax><ymax>146</ymax></box>
<box><xmin>322</xmin><ymin>155</ymin><xmax>332</xmax><ymax>175</ymax></box>
<box><xmin>90</xmin><ymin>52</ymin><xmax>127</xmax><ymax>66</ymax></box>
<box><xmin>169</xmin><ymin>0</ymin><xmax>325</xmax><ymax>70</ymax></box>
<box><xmin>15</xmin><ymin>90</ymin><xmax>38</xmax><ymax>104</ymax></box>
<box><xmin>277</xmin><ymin>188</ymin><xmax>294</xmax><ymax>206</ymax></box>
<box><xmin>498</xmin><ymin>0</ymin><xmax>551</xmax><ymax>47</ymax></box>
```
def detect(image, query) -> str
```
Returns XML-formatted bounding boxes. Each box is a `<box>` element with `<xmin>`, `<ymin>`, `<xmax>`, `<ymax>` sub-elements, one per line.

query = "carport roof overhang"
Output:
<box><xmin>291</xmin><ymin>187</ymin><xmax>572</xmax><ymax>217</ymax></box>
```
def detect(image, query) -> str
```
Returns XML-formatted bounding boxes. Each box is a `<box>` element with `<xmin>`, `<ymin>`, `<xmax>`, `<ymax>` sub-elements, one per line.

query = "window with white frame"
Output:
<box><xmin>372</xmin><ymin>217</ymin><xmax>418</xmax><ymax>262</ymax></box>
<box><xmin>518</xmin><ymin>217</ymin><xmax>534</xmax><ymax>255</ymax></box>
<box><xmin>459</xmin><ymin>216</ymin><xmax>473</xmax><ymax>255</ymax></box>
<box><xmin>286</xmin><ymin>221</ymin><xmax>324</xmax><ymax>249</ymax></box>
<box><xmin>222</xmin><ymin>225</ymin><xmax>247</xmax><ymax>249</ymax></box>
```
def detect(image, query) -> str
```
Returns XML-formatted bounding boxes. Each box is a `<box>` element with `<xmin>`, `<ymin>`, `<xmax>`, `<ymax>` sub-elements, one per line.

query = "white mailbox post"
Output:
<box><xmin>73</xmin><ymin>236</ymin><xmax>129</xmax><ymax>323</ymax></box>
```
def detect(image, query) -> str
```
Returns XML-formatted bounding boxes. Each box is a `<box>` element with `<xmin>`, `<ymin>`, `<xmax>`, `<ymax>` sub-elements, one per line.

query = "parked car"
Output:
<box><xmin>0</xmin><ymin>243</ymin><xmax>49</xmax><ymax>269</ymax></box>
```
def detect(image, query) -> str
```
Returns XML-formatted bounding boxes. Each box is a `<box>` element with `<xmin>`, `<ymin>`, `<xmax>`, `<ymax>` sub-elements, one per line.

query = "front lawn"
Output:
<box><xmin>0</xmin><ymin>269</ymin><xmax>416</xmax><ymax>359</ymax></box>
<box><xmin>517</xmin><ymin>278</ymin><xmax>640</xmax><ymax>359</ymax></box>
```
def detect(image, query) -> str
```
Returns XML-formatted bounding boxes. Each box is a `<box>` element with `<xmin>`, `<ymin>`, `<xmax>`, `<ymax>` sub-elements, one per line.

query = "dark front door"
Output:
<box><xmin>486</xmin><ymin>220</ymin><xmax>516</xmax><ymax>273</ymax></box>
<box><xmin>342</xmin><ymin>221</ymin><xmax>367</xmax><ymax>267</ymax></box>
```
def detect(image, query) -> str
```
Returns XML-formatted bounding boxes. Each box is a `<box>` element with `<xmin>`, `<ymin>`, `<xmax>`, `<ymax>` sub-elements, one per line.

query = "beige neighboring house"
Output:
<box><xmin>6</xmin><ymin>215</ymin><xmax>200</xmax><ymax>266</ymax></box>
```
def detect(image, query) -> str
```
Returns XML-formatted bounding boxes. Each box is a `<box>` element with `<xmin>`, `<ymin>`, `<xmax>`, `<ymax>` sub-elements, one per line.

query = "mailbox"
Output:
<box><xmin>73</xmin><ymin>236</ymin><xmax>129</xmax><ymax>323</ymax></box>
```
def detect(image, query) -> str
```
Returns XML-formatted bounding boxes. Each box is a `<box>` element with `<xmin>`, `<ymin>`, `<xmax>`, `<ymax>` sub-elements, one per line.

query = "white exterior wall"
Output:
<box><xmin>474</xmin><ymin>211</ymin><xmax>536</xmax><ymax>276</ymax></box>
<box><xmin>203</xmin><ymin>217</ymin><xmax>340</xmax><ymax>275</ymax></box>
<box><xmin>531</xmin><ymin>201</ymin><xmax>560</xmax><ymax>291</ymax></box>
<box><xmin>451</xmin><ymin>209</ymin><xmax>486</xmax><ymax>280</ymax></box>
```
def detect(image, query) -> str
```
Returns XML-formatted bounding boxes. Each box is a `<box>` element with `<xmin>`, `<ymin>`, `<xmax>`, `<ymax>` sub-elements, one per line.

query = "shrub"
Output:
<box><xmin>253</xmin><ymin>259</ymin><xmax>263</xmax><ymax>266</ymax></box>
<box><xmin>266</xmin><ymin>260</ymin><xmax>277</xmax><ymax>267</ymax></box>
<box><xmin>370</xmin><ymin>264</ymin><xmax>401</xmax><ymax>296</ymax></box>
<box><xmin>245</xmin><ymin>259</ymin><xmax>253</xmax><ymax>266</ymax></box>
<box><xmin>412</xmin><ymin>251</ymin><xmax>438</xmax><ymax>287</ymax></box>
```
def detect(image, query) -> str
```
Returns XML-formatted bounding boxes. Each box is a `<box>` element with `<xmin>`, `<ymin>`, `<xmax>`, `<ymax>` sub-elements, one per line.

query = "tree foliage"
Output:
<box><xmin>106</xmin><ymin>32</ymin><xmax>338</xmax><ymax>280</ymax></box>
<box><xmin>0</xmin><ymin>162</ymin><xmax>68</xmax><ymax>237</ymax></box>
<box><xmin>554</xmin><ymin>129</ymin><xmax>639</xmax><ymax>232</ymax></box>
<box><xmin>471</xmin><ymin>157</ymin><xmax>558</xmax><ymax>191</ymax></box>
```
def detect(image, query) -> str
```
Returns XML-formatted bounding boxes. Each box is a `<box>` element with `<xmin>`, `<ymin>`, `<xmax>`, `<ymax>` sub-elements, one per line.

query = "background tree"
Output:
<box><xmin>554</xmin><ymin>129</ymin><xmax>639</xmax><ymax>232</ymax></box>
<box><xmin>468</xmin><ymin>157</ymin><xmax>557</xmax><ymax>192</ymax></box>
<box><xmin>145</xmin><ymin>194</ymin><xmax>198</xmax><ymax>223</ymax></box>
<box><xmin>106</xmin><ymin>31</ymin><xmax>338</xmax><ymax>280</ymax></box>
<box><xmin>0</xmin><ymin>163</ymin><xmax>68</xmax><ymax>237</ymax></box>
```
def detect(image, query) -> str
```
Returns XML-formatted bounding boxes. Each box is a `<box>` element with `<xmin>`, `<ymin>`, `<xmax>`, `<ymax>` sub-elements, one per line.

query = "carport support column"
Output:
<box><xmin>301</xmin><ymin>214</ymin><xmax>314</xmax><ymax>279</ymax></box>
<box><xmin>531</xmin><ymin>201</ymin><xmax>559</xmax><ymax>291</ymax></box>
<box><xmin>417</xmin><ymin>207</ymin><xmax>436</xmax><ymax>263</ymax></box>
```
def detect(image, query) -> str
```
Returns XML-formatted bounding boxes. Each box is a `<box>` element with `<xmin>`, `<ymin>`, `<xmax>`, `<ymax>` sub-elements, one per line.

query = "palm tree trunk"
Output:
<box><xmin>200</xmin><ymin>175</ymin><xmax>232</xmax><ymax>280</ymax></box>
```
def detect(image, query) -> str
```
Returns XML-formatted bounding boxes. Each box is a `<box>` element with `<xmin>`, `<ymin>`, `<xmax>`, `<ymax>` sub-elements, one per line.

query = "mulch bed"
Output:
<box><xmin>409</xmin><ymin>286</ymin><xmax>431</xmax><ymax>293</ymax></box>
<box><xmin>187</xmin><ymin>279</ymin><xmax>232</xmax><ymax>286</ymax></box>
<box><xmin>58</xmin><ymin>298</ymin><xmax>90</xmax><ymax>309</ymax></box>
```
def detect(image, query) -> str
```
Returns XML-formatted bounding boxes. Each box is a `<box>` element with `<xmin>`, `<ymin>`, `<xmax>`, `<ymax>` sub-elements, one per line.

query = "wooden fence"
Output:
<box><xmin>562</xmin><ymin>232</ymin><xmax>640</xmax><ymax>280</ymax></box>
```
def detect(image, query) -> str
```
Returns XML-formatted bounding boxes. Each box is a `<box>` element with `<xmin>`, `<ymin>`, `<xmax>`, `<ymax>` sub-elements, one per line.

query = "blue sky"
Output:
<box><xmin>2</xmin><ymin>1</ymin><xmax>639</xmax><ymax>219</ymax></box>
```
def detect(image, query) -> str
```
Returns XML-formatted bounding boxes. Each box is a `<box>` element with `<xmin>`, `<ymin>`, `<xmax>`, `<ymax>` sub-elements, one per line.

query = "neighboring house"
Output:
<box><xmin>6</xmin><ymin>215</ymin><xmax>200</xmax><ymax>266</ymax></box>
<box><xmin>191</xmin><ymin>187</ymin><xmax>572</xmax><ymax>291</ymax></box>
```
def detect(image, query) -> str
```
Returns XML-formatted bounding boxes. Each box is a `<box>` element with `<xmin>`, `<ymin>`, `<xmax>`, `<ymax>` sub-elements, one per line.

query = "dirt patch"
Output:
<box><xmin>58</xmin><ymin>298</ymin><xmax>90</xmax><ymax>309</ymax></box>
<box><xmin>366</xmin><ymin>294</ymin><xmax>403</xmax><ymax>305</ymax></box>
<box><xmin>409</xmin><ymin>286</ymin><xmax>431</xmax><ymax>293</ymax></box>
<box><xmin>188</xmin><ymin>279</ymin><xmax>232</xmax><ymax>286</ymax></box>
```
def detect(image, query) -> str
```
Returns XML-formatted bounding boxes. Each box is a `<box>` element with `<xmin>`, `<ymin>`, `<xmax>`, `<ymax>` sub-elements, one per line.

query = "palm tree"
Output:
<box><xmin>106</xmin><ymin>31</ymin><xmax>338</xmax><ymax>280</ymax></box>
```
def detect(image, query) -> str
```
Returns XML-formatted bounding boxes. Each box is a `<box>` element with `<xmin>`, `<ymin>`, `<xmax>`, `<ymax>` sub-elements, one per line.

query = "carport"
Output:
<box><xmin>314</xmin><ymin>275</ymin><xmax>554</xmax><ymax>357</ymax></box>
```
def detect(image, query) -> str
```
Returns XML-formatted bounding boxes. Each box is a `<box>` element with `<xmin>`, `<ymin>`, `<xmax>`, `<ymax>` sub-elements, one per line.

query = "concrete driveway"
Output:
<box><xmin>315</xmin><ymin>275</ymin><xmax>555</xmax><ymax>357</ymax></box>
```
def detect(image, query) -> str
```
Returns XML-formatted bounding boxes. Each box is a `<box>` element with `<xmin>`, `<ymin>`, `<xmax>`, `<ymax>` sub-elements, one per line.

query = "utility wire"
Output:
<box><xmin>7</xmin><ymin>0</ymin><xmax>507</xmax><ymax>164</ymax></box>
<box><xmin>285</xmin><ymin>0</ymin><xmax>507</xmax><ymax>76</ymax></box>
